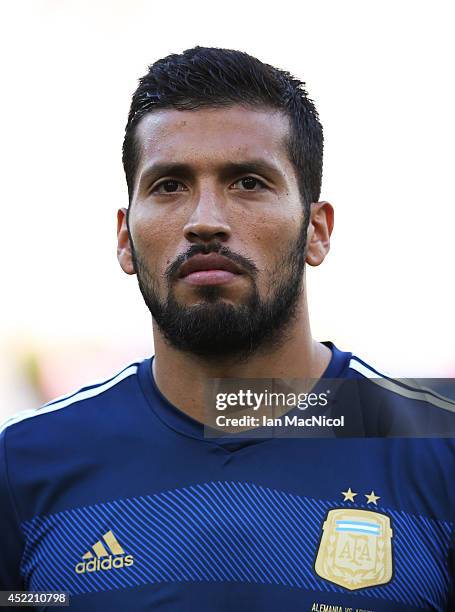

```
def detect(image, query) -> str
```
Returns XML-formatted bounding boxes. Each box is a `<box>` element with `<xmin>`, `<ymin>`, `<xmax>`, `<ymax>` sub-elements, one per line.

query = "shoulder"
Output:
<box><xmin>347</xmin><ymin>350</ymin><xmax>454</xmax><ymax>409</ymax></box>
<box><xmin>342</xmin><ymin>348</ymin><xmax>455</xmax><ymax>436</ymax></box>
<box><xmin>0</xmin><ymin>360</ymin><xmax>143</xmax><ymax>441</ymax></box>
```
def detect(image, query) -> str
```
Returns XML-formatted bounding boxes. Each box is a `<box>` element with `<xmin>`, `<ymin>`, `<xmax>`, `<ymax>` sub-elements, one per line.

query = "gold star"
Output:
<box><xmin>341</xmin><ymin>487</ymin><xmax>357</xmax><ymax>502</ymax></box>
<box><xmin>365</xmin><ymin>490</ymin><xmax>380</xmax><ymax>505</ymax></box>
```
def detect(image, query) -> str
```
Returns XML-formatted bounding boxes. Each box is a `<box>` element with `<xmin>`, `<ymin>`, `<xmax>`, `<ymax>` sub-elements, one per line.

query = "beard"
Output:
<box><xmin>129</xmin><ymin>215</ymin><xmax>308</xmax><ymax>364</ymax></box>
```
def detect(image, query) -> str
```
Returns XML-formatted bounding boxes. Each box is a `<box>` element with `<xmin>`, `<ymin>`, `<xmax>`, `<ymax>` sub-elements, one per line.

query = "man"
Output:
<box><xmin>1</xmin><ymin>47</ymin><xmax>454</xmax><ymax>611</ymax></box>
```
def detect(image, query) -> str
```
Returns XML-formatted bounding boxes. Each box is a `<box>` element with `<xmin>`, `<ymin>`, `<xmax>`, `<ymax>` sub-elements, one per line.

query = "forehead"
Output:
<box><xmin>134</xmin><ymin>105</ymin><xmax>292</xmax><ymax>172</ymax></box>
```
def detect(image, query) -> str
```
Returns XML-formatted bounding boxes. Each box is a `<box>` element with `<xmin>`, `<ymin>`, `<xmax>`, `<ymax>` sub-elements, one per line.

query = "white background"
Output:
<box><xmin>1</xmin><ymin>0</ymin><xmax>454</xmax><ymax>417</ymax></box>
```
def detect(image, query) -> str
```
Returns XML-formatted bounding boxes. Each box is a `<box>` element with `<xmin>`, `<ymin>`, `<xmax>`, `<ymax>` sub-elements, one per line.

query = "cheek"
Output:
<box><xmin>247</xmin><ymin>213</ymin><xmax>301</xmax><ymax>262</ymax></box>
<box><xmin>132</xmin><ymin>212</ymin><xmax>179</xmax><ymax>273</ymax></box>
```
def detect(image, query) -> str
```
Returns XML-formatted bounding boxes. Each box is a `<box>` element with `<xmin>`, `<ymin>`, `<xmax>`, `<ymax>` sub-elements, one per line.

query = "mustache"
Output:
<box><xmin>166</xmin><ymin>242</ymin><xmax>259</xmax><ymax>280</ymax></box>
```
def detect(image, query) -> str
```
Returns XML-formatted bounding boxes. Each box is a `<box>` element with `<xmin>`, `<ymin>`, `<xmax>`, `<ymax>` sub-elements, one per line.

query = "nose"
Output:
<box><xmin>183</xmin><ymin>187</ymin><xmax>231</xmax><ymax>244</ymax></box>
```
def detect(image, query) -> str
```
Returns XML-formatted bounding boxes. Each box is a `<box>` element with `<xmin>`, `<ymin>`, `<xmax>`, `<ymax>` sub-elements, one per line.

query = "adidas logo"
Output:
<box><xmin>75</xmin><ymin>530</ymin><xmax>134</xmax><ymax>574</ymax></box>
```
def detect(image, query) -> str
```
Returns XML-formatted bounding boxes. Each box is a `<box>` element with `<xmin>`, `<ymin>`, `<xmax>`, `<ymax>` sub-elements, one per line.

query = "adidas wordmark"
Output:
<box><xmin>75</xmin><ymin>529</ymin><xmax>134</xmax><ymax>574</ymax></box>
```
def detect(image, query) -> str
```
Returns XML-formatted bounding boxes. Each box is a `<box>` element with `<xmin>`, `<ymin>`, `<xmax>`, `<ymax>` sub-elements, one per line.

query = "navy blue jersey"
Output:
<box><xmin>1</xmin><ymin>342</ymin><xmax>455</xmax><ymax>611</ymax></box>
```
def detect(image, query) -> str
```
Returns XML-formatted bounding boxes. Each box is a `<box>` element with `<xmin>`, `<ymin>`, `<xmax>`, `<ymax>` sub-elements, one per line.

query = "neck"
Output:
<box><xmin>150</xmin><ymin>293</ymin><xmax>331</xmax><ymax>423</ymax></box>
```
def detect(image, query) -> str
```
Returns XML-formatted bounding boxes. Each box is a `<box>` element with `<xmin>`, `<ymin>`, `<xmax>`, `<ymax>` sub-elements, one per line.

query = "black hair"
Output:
<box><xmin>122</xmin><ymin>46</ymin><xmax>323</xmax><ymax>215</ymax></box>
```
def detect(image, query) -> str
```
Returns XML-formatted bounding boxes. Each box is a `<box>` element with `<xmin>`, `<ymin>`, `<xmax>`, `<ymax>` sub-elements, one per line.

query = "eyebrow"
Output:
<box><xmin>137</xmin><ymin>159</ymin><xmax>283</xmax><ymax>190</ymax></box>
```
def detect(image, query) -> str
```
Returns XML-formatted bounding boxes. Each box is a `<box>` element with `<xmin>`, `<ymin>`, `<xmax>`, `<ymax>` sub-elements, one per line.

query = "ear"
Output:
<box><xmin>305</xmin><ymin>201</ymin><xmax>334</xmax><ymax>267</ymax></box>
<box><xmin>117</xmin><ymin>207</ymin><xmax>136</xmax><ymax>275</ymax></box>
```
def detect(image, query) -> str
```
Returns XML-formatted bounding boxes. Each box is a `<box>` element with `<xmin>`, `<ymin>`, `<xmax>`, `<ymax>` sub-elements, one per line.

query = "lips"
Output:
<box><xmin>178</xmin><ymin>253</ymin><xmax>243</xmax><ymax>278</ymax></box>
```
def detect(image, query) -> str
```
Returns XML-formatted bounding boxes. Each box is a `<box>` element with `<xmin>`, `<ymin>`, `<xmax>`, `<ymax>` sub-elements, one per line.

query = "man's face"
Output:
<box><xmin>118</xmin><ymin>105</ymin><xmax>312</xmax><ymax>362</ymax></box>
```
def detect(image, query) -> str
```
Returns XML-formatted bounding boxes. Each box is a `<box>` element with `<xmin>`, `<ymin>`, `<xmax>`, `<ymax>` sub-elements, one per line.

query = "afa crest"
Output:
<box><xmin>315</xmin><ymin>508</ymin><xmax>393</xmax><ymax>590</ymax></box>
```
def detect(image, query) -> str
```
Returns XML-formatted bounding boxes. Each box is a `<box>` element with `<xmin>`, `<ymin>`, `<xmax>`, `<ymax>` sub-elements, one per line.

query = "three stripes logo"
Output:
<box><xmin>75</xmin><ymin>530</ymin><xmax>134</xmax><ymax>574</ymax></box>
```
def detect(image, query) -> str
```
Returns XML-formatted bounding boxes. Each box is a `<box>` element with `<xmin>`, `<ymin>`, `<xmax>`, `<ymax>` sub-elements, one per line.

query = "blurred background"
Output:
<box><xmin>1</xmin><ymin>0</ymin><xmax>454</xmax><ymax>421</ymax></box>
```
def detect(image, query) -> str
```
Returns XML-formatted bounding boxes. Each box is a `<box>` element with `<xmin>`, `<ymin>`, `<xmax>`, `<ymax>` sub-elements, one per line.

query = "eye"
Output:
<box><xmin>231</xmin><ymin>176</ymin><xmax>267</xmax><ymax>191</ymax></box>
<box><xmin>152</xmin><ymin>179</ymin><xmax>187</xmax><ymax>194</ymax></box>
